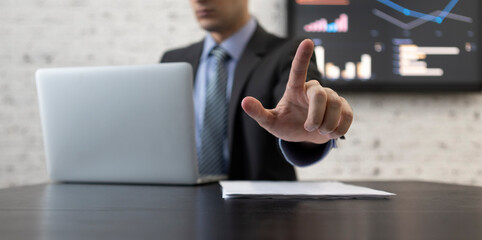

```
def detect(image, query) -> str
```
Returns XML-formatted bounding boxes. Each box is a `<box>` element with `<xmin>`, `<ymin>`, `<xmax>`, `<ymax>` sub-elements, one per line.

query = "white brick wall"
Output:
<box><xmin>0</xmin><ymin>0</ymin><xmax>481</xmax><ymax>188</ymax></box>
<box><xmin>298</xmin><ymin>93</ymin><xmax>482</xmax><ymax>186</ymax></box>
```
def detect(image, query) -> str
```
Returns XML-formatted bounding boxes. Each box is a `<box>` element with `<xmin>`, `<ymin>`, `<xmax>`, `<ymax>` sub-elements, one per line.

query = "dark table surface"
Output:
<box><xmin>0</xmin><ymin>181</ymin><xmax>481</xmax><ymax>240</ymax></box>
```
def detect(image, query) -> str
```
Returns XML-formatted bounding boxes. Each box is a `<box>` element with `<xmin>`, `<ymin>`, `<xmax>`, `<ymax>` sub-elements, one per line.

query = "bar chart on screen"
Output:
<box><xmin>304</xmin><ymin>14</ymin><xmax>349</xmax><ymax>33</ymax></box>
<box><xmin>314</xmin><ymin>45</ymin><xmax>372</xmax><ymax>81</ymax></box>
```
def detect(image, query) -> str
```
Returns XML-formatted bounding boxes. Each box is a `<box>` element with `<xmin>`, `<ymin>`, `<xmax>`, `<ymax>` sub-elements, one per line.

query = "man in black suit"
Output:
<box><xmin>161</xmin><ymin>0</ymin><xmax>353</xmax><ymax>180</ymax></box>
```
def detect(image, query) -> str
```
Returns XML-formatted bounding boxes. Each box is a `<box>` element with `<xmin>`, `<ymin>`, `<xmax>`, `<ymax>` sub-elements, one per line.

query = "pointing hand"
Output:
<box><xmin>241</xmin><ymin>39</ymin><xmax>353</xmax><ymax>144</ymax></box>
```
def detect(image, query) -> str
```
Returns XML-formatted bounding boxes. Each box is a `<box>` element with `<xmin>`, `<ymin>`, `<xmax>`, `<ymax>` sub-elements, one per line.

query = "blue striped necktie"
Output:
<box><xmin>199</xmin><ymin>46</ymin><xmax>230</xmax><ymax>175</ymax></box>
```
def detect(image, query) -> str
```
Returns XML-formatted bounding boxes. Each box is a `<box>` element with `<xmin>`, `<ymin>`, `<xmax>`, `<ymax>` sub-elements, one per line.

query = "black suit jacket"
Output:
<box><xmin>161</xmin><ymin>25</ymin><xmax>322</xmax><ymax>180</ymax></box>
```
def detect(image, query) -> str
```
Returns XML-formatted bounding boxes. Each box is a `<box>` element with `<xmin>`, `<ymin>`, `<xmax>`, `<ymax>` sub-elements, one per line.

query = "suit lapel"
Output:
<box><xmin>227</xmin><ymin>26</ymin><xmax>270</xmax><ymax>155</ymax></box>
<box><xmin>184</xmin><ymin>41</ymin><xmax>204</xmax><ymax>85</ymax></box>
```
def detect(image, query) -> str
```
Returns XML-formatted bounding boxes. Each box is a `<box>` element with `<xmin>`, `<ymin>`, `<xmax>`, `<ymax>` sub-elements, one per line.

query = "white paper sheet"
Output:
<box><xmin>219</xmin><ymin>181</ymin><xmax>395</xmax><ymax>199</ymax></box>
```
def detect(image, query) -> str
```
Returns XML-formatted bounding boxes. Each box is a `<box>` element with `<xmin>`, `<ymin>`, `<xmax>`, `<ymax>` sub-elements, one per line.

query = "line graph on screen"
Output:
<box><xmin>373</xmin><ymin>0</ymin><xmax>473</xmax><ymax>30</ymax></box>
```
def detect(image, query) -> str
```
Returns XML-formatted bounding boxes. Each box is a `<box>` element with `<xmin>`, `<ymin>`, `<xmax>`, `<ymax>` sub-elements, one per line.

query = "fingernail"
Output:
<box><xmin>319</xmin><ymin>129</ymin><xmax>329</xmax><ymax>135</ymax></box>
<box><xmin>305</xmin><ymin>126</ymin><xmax>315</xmax><ymax>132</ymax></box>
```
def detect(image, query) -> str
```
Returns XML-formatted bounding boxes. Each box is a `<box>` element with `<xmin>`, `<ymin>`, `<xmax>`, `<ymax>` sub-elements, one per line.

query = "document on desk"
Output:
<box><xmin>219</xmin><ymin>181</ymin><xmax>395</xmax><ymax>199</ymax></box>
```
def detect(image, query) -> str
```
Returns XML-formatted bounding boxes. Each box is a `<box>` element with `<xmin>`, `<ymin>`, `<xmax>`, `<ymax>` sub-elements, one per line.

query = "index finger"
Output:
<box><xmin>287</xmin><ymin>39</ymin><xmax>315</xmax><ymax>90</ymax></box>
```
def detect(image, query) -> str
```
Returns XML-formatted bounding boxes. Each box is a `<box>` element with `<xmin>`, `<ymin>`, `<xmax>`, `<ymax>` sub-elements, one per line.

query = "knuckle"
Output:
<box><xmin>334</xmin><ymin>127</ymin><xmax>348</xmax><ymax>136</ymax></box>
<box><xmin>313</xmin><ymin>88</ymin><xmax>327</xmax><ymax>101</ymax></box>
<box><xmin>342</xmin><ymin>110</ymin><xmax>354</xmax><ymax>123</ymax></box>
<box><xmin>325</xmin><ymin>88</ymin><xmax>342</xmax><ymax>109</ymax></box>
<box><xmin>307</xmin><ymin>79</ymin><xmax>319</xmax><ymax>86</ymax></box>
<box><xmin>292</xmin><ymin>68</ymin><xmax>305</xmax><ymax>75</ymax></box>
<box><xmin>328</xmin><ymin>97</ymin><xmax>342</xmax><ymax>109</ymax></box>
<box><xmin>324</xmin><ymin>87</ymin><xmax>335</xmax><ymax>95</ymax></box>
<box><xmin>308</xmin><ymin>86</ymin><xmax>327</xmax><ymax>101</ymax></box>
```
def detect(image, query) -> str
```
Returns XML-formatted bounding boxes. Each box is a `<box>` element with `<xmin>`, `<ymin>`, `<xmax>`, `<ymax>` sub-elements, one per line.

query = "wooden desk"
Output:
<box><xmin>0</xmin><ymin>181</ymin><xmax>481</xmax><ymax>239</ymax></box>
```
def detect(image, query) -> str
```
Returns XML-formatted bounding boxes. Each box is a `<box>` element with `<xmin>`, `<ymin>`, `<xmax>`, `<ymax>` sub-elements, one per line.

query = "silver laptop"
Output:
<box><xmin>36</xmin><ymin>63</ymin><xmax>226</xmax><ymax>185</ymax></box>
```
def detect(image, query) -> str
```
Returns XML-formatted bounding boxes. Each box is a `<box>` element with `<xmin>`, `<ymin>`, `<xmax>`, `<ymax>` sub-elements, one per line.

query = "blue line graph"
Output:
<box><xmin>377</xmin><ymin>0</ymin><xmax>459</xmax><ymax>24</ymax></box>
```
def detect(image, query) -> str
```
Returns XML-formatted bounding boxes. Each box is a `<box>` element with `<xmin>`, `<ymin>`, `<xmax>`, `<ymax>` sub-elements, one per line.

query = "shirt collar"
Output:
<box><xmin>200</xmin><ymin>17</ymin><xmax>257</xmax><ymax>61</ymax></box>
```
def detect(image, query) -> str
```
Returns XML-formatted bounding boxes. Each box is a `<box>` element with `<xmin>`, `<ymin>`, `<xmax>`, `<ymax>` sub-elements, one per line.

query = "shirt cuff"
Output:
<box><xmin>278</xmin><ymin>139</ymin><xmax>336</xmax><ymax>167</ymax></box>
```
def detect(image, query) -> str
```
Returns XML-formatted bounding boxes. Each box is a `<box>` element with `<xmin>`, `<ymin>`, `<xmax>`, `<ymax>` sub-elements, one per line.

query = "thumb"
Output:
<box><xmin>241</xmin><ymin>96</ymin><xmax>273</xmax><ymax>127</ymax></box>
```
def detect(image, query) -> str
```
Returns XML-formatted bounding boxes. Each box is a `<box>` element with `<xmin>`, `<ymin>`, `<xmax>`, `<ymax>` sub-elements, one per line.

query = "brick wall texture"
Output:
<box><xmin>0</xmin><ymin>0</ymin><xmax>481</xmax><ymax>188</ymax></box>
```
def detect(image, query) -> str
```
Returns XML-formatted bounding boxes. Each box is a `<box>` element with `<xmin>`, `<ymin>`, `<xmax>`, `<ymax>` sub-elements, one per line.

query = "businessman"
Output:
<box><xmin>161</xmin><ymin>0</ymin><xmax>353</xmax><ymax>180</ymax></box>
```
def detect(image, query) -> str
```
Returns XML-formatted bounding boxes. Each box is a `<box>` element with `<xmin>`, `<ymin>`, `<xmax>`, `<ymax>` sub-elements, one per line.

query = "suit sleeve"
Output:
<box><xmin>272</xmin><ymin>40</ymin><xmax>336</xmax><ymax>167</ymax></box>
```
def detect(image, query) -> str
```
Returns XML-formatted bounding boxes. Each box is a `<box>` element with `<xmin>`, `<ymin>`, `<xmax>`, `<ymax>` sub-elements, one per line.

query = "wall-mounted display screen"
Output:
<box><xmin>288</xmin><ymin>0</ymin><xmax>481</xmax><ymax>91</ymax></box>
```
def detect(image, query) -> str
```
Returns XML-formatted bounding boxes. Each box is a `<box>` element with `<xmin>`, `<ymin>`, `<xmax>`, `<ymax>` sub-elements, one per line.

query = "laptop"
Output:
<box><xmin>36</xmin><ymin>63</ymin><xmax>226</xmax><ymax>185</ymax></box>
